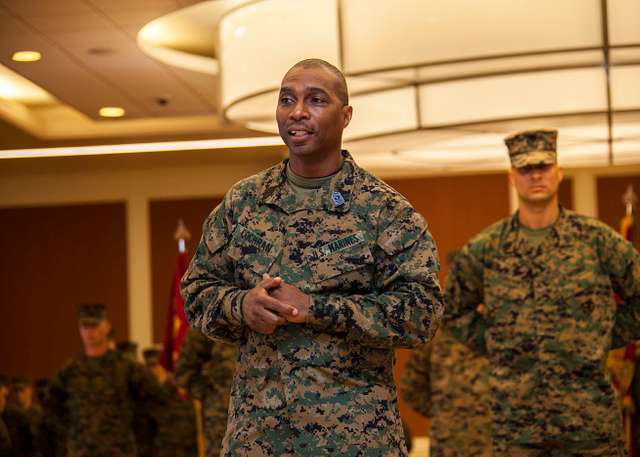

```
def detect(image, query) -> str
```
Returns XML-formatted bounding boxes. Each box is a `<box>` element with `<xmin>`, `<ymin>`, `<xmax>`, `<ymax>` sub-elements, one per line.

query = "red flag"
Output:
<box><xmin>621</xmin><ymin>214</ymin><xmax>634</xmax><ymax>244</ymax></box>
<box><xmin>160</xmin><ymin>221</ymin><xmax>191</xmax><ymax>372</ymax></box>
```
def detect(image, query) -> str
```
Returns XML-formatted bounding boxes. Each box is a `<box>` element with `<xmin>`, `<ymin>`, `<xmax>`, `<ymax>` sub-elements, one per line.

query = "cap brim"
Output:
<box><xmin>511</xmin><ymin>150</ymin><xmax>556</xmax><ymax>168</ymax></box>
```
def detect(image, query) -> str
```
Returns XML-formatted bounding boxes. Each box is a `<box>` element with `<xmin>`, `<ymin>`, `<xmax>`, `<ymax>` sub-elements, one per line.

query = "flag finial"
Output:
<box><xmin>623</xmin><ymin>185</ymin><xmax>637</xmax><ymax>217</ymax></box>
<box><xmin>174</xmin><ymin>219</ymin><xmax>191</xmax><ymax>253</ymax></box>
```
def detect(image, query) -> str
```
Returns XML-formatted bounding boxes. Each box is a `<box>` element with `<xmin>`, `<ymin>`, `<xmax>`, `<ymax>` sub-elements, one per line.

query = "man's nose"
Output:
<box><xmin>290</xmin><ymin>100</ymin><xmax>309</xmax><ymax>119</ymax></box>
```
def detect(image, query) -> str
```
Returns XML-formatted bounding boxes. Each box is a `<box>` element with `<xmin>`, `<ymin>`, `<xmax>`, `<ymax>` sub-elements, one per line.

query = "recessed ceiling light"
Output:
<box><xmin>12</xmin><ymin>51</ymin><xmax>41</xmax><ymax>62</ymax></box>
<box><xmin>99</xmin><ymin>107</ymin><xmax>125</xmax><ymax>118</ymax></box>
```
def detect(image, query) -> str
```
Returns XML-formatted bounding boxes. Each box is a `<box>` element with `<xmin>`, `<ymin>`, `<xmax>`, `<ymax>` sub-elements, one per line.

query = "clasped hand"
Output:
<box><xmin>242</xmin><ymin>273</ymin><xmax>310</xmax><ymax>334</ymax></box>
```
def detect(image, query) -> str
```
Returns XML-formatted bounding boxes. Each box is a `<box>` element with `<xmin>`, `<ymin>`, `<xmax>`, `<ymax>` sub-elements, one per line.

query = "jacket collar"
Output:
<box><xmin>258</xmin><ymin>150</ymin><xmax>357</xmax><ymax>214</ymax></box>
<box><xmin>501</xmin><ymin>205</ymin><xmax>574</xmax><ymax>255</ymax></box>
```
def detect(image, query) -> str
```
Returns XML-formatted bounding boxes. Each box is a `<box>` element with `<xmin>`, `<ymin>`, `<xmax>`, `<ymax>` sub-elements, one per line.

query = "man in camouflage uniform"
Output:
<box><xmin>445</xmin><ymin>129</ymin><xmax>640</xmax><ymax>456</ymax></box>
<box><xmin>33</xmin><ymin>378</ymin><xmax>65</xmax><ymax>457</ymax></box>
<box><xmin>1</xmin><ymin>378</ymin><xmax>37</xmax><ymax>457</ymax></box>
<box><xmin>402</xmin><ymin>251</ymin><xmax>492</xmax><ymax>456</ymax></box>
<box><xmin>114</xmin><ymin>340</ymin><xmax>154</xmax><ymax>457</ymax></box>
<box><xmin>0</xmin><ymin>375</ymin><xmax>13</xmax><ymax>456</ymax></box>
<box><xmin>181</xmin><ymin>58</ymin><xmax>444</xmax><ymax>456</ymax></box>
<box><xmin>47</xmin><ymin>303</ymin><xmax>166</xmax><ymax>457</ymax></box>
<box><xmin>143</xmin><ymin>347</ymin><xmax>197</xmax><ymax>457</ymax></box>
<box><xmin>401</xmin><ymin>329</ymin><xmax>492</xmax><ymax>457</ymax></box>
<box><xmin>117</xmin><ymin>341</ymin><xmax>140</xmax><ymax>362</ymax></box>
<box><xmin>175</xmin><ymin>329</ymin><xmax>235</xmax><ymax>457</ymax></box>
<box><xmin>8</xmin><ymin>377</ymin><xmax>42</xmax><ymax>456</ymax></box>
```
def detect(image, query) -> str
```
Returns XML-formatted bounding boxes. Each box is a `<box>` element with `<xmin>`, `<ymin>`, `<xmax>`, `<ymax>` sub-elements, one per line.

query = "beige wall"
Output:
<box><xmin>0</xmin><ymin>149</ymin><xmax>283</xmax><ymax>354</ymax></box>
<box><xmin>0</xmin><ymin>202</ymin><xmax>129</xmax><ymax>378</ymax></box>
<box><xmin>1</xmin><ymin>152</ymin><xmax>639</xmax><ymax>371</ymax></box>
<box><xmin>2</xmin><ymin>149</ymin><xmax>640</xmax><ymax>442</ymax></box>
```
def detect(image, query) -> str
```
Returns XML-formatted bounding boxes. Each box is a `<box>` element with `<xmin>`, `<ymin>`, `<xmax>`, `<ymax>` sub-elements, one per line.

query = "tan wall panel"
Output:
<box><xmin>385</xmin><ymin>174</ymin><xmax>510</xmax><ymax>437</ymax></box>
<box><xmin>0</xmin><ymin>203</ymin><xmax>128</xmax><ymax>379</ymax></box>
<box><xmin>597</xmin><ymin>175</ymin><xmax>640</xmax><ymax>250</ymax></box>
<box><xmin>149</xmin><ymin>197</ymin><xmax>223</xmax><ymax>344</ymax></box>
<box><xmin>387</xmin><ymin>174</ymin><xmax>511</xmax><ymax>276</ymax></box>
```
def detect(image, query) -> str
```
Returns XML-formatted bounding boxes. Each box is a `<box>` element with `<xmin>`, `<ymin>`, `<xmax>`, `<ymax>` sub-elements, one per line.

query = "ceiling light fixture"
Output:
<box><xmin>99</xmin><ymin>107</ymin><xmax>126</xmax><ymax>118</ymax></box>
<box><xmin>0</xmin><ymin>136</ymin><xmax>284</xmax><ymax>160</ymax></box>
<box><xmin>212</xmin><ymin>0</ymin><xmax>640</xmax><ymax>172</ymax></box>
<box><xmin>0</xmin><ymin>78</ymin><xmax>17</xmax><ymax>98</ymax></box>
<box><xmin>11</xmin><ymin>51</ymin><xmax>41</xmax><ymax>62</ymax></box>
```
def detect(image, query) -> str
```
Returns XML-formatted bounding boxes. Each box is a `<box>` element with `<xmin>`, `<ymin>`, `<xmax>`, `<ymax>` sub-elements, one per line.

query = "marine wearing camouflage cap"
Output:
<box><xmin>142</xmin><ymin>347</ymin><xmax>162</xmax><ymax>367</ymax></box>
<box><xmin>116</xmin><ymin>341</ymin><xmax>138</xmax><ymax>359</ymax></box>
<box><xmin>10</xmin><ymin>377</ymin><xmax>30</xmax><ymax>391</ymax></box>
<box><xmin>47</xmin><ymin>316</ymin><xmax>167</xmax><ymax>457</ymax></box>
<box><xmin>77</xmin><ymin>303</ymin><xmax>107</xmax><ymax>325</ymax></box>
<box><xmin>444</xmin><ymin>123</ymin><xmax>640</xmax><ymax>455</ymax></box>
<box><xmin>504</xmin><ymin>129</ymin><xmax>557</xmax><ymax>168</ymax></box>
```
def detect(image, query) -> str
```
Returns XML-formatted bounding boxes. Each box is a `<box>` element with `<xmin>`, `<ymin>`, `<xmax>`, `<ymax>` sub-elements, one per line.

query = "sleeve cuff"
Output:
<box><xmin>306</xmin><ymin>294</ymin><xmax>345</xmax><ymax>332</ymax></box>
<box><xmin>226</xmin><ymin>289</ymin><xmax>247</xmax><ymax>327</ymax></box>
<box><xmin>305</xmin><ymin>295</ymin><xmax>323</xmax><ymax>328</ymax></box>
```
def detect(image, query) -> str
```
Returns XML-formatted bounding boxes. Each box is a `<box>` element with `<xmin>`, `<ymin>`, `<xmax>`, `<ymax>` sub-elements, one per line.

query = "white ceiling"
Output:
<box><xmin>0</xmin><ymin>0</ymin><xmax>252</xmax><ymax>148</ymax></box>
<box><xmin>0</xmin><ymin>0</ymin><xmax>638</xmax><ymax>175</ymax></box>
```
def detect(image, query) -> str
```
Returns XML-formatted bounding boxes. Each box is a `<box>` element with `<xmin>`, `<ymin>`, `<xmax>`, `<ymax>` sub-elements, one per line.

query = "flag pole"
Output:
<box><xmin>172</xmin><ymin>220</ymin><xmax>205</xmax><ymax>457</ymax></box>
<box><xmin>609</xmin><ymin>185</ymin><xmax>638</xmax><ymax>456</ymax></box>
<box><xmin>621</xmin><ymin>185</ymin><xmax>637</xmax><ymax>246</ymax></box>
<box><xmin>160</xmin><ymin>219</ymin><xmax>192</xmax><ymax>372</ymax></box>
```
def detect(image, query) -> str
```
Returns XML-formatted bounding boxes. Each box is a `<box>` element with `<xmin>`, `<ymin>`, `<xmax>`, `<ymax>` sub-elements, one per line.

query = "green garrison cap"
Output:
<box><xmin>142</xmin><ymin>347</ymin><xmax>162</xmax><ymax>366</ymax></box>
<box><xmin>116</xmin><ymin>341</ymin><xmax>138</xmax><ymax>356</ymax></box>
<box><xmin>77</xmin><ymin>303</ymin><xmax>107</xmax><ymax>325</ymax></box>
<box><xmin>504</xmin><ymin>129</ymin><xmax>557</xmax><ymax>168</ymax></box>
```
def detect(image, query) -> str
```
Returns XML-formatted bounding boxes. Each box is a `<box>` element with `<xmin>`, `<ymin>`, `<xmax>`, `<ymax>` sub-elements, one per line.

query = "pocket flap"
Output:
<box><xmin>311</xmin><ymin>233</ymin><xmax>374</xmax><ymax>282</ymax></box>
<box><xmin>228</xmin><ymin>224</ymin><xmax>280</xmax><ymax>275</ymax></box>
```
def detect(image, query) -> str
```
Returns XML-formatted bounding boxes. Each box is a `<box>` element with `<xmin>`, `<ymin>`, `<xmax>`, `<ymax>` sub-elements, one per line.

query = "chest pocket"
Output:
<box><xmin>310</xmin><ymin>231</ymin><xmax>374</xmax><ymax>284</ymax></box>
<box><xmin>556</xmin><ymin>268</ymin><xmax>614</xmax><ymax>331</ymax></box>
<box><xmin>227</xmin><ymin>224</ymin><xmax>280</xmax><ymax>281</ymax></box>
<box><xmin>483</xmin><ymin>267</ymin><xmax>529</xmax><ymax>323</ymax></box>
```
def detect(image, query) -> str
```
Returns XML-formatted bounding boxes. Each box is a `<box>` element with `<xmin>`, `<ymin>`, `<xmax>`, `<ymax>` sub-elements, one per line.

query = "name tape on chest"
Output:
<box><xmin>236</xmin><ymin>225</ymin><xmax>274</xmax><ymax>254</ymax></box>
<box><xmin>317</xmin><ymin>231</ymin><xmax>365</xmax><ymax>258</ymax></box>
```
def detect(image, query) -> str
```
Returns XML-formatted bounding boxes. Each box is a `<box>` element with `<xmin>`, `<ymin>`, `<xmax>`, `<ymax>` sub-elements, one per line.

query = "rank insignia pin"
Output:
<box><xmin>331</xmin><ymin>191</ymin><xmax>345</xmax><ymax>207</ymax></box>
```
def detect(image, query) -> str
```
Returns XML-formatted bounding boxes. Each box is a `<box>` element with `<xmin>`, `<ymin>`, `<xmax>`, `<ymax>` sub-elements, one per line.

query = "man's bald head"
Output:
<box><xmin>285</xmin><ymin>59</ymin><xmax>349</xmax><ymax>106</ymax></box>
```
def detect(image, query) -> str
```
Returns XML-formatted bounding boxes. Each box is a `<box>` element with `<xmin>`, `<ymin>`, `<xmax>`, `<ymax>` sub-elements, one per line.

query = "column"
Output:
<box><xmin>572</xmin><ymin>171</ymin><xmax>598</xmax><ymax>217</ymax></box>
<box><xmin>126</xmin><ymin>195</ymin><xmax>153</xmax><ymax>353</ymax></box>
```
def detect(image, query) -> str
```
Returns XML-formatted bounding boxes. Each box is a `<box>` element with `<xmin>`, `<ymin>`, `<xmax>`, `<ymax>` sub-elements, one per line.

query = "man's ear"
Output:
<box><xmin>342</xmin><ymin>105</ymin><xmax>353</xmax><ymax>129</ymax></box>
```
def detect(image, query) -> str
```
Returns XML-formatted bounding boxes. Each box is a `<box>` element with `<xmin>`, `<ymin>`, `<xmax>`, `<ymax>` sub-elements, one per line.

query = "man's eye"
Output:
<box><xmin>311</xmin><ymin>96</ymin><xmax>326</xmax><ymax>104</ymax></box>
<box><xmin>279</xmin><ymin>96</ymin><xmax>294</xmax><ymax>104</ymax></box>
